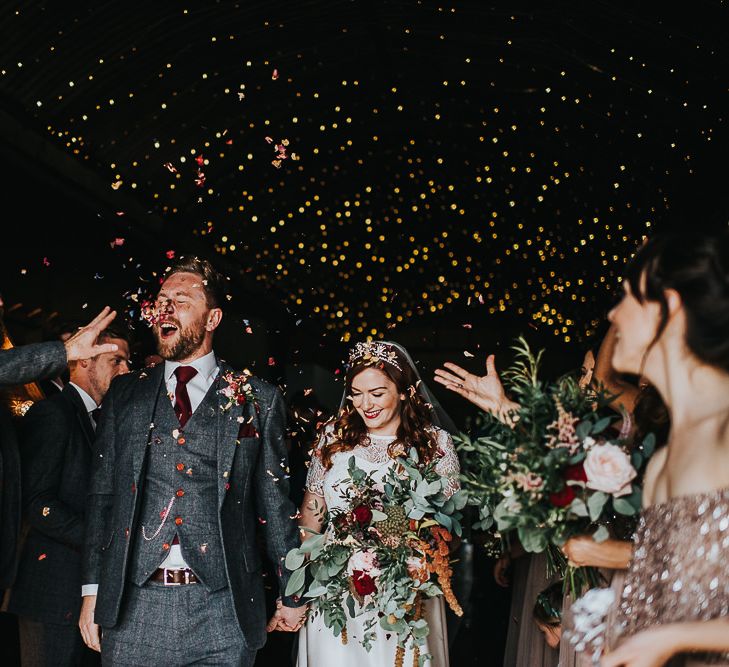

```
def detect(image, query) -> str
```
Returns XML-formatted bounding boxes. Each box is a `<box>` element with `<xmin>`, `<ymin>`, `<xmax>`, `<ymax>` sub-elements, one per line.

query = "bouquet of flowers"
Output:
<box><xmin>285</xmin><ymin>449</ymin><xmax>467</xmax><ymax>667</ymax></box>
<box><xmin>458</xmin><ymin>338</ymin><xmax>655</xmax><ymax>595</ymax></box>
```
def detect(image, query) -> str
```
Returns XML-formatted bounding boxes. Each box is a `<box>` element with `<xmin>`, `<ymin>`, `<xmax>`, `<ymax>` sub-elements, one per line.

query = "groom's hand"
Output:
<box><xmin>266</xmin><ymin>600</ymin><xmax>308</xmax><ymax>632</ymax></box>
<box><xmin>79</xmin><ymin>595</ymin><xmax>101</xmax><ymax>652</ymax></box>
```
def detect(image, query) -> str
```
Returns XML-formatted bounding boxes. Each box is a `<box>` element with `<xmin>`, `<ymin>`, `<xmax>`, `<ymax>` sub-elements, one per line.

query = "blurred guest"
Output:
<box><xmin>601</xmin><ymin>233</ymin><xmax>729</xmax><ymax>666</ymax></box>
<box><xmin>533</xmin><ymin>581</ymin><xmax>564</xmax><ymax>651</ymax></box>
<box><xmin>0</xmin><ymin>305</ymin><xmax>119</xmax><ymax>592</ymax></box>
<box><xmin>8</xmin><ymin>327</ymin><xmax>130</xmax><ymax>667</ymax></box>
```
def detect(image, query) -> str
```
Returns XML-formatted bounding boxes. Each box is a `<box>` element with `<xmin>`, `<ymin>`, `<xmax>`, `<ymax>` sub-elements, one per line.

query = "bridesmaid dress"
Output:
<box><xmin>511</xmin><ymin>551</ymin><xmax>560</xmax><ymax>667</ymax></box>
<box><xmin>613</xmin><ymin>489</ymin><xmax>729</xmax><ymax>666</ymax></box>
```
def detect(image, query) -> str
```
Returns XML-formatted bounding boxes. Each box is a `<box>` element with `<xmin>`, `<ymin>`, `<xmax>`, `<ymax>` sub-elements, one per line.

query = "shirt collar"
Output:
<box><xmin>164</xmin><ymin>349</ymin><xmax>218</xmax><ymax>383</ymax></box>
<box><xmin>68</xmin><ymin>382</ymin><xmax>98</xmax><ymax>413</ymax></box>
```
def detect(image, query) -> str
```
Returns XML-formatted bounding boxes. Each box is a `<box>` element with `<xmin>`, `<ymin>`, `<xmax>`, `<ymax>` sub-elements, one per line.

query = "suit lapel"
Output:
<box><xmin>63</xmin><ymin>385</ymin><xmax>95</xmax><ymax>448</ymax></box>
<box><xmin>132</xmin><ymin>364</ymin><xmax>166</xmax><ymax>480</ymax></box>
<box><xmin>215</xmin><ymin>359</ymin><xmax>249</xmax><ymax>509</ymax></box>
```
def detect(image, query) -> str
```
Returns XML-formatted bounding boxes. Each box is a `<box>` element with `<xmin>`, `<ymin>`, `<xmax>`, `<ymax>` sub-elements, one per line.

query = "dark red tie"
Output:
<box><xmin>173</xmin><ymin>366</ymin><xmax>198</xmax><ymax>428</ymax></box>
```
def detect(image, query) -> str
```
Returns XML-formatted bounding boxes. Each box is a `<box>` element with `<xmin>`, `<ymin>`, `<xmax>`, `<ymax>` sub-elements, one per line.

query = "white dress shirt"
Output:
<box><xmin>82</xmin><ymin>351</ymin><xmax>219</xmax><ymax>596</ymax></box>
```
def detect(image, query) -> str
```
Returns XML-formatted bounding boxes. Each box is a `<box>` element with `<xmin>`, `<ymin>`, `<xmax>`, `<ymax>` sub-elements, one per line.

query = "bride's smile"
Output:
<box><xmin>349</xmin><ymin>367</ymin><xmax>405</xmax><ymax>436</ymax></box>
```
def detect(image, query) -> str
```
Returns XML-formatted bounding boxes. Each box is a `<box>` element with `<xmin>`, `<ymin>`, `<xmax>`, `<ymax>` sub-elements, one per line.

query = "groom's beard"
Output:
<box><xmin>154</xmin><ymin>316</ymin><xmax>206</xmax><ymax>361</ymax></box>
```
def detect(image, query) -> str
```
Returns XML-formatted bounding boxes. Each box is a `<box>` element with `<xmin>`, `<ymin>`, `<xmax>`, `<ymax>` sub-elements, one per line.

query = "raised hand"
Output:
<box><xmin>434</xmin><ymin>354</ymin><xmax>519</xmax><ymax>421</ymax></box>
<box><xmin>64</xmin><ymin>307</ymin><xmax>119</xmax><ymax>361</ymax></box>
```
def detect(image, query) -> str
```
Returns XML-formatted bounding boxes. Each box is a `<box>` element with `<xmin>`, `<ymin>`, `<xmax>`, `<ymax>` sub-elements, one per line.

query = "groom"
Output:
<box><xmin>79</xmin><ymin>257</ymin><xmax>305</xmax><ymax>665</ymax></box>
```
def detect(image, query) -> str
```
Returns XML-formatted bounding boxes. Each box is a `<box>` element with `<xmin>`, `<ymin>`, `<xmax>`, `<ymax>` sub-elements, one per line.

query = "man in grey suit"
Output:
<box><xmin>9</xmin><ymin>327</ymin><xmax>130</xmax><ymax>666</ymax></box>
<box><xmin>0</xmin><ymin>305</ymin><xmax>121</xmax><ymax>593</ymax></box>
<box><xmin>79</xmin><ymin>258</ymin><xmax>306</xmax><ymax>666</ymax></box>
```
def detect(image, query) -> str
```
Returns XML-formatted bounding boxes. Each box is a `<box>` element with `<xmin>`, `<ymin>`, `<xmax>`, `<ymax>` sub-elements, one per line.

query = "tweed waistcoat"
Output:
<box><xmin>128</xmin><ymin>379</ymin><xmax>227</xmax><ymax>590</ymax></box>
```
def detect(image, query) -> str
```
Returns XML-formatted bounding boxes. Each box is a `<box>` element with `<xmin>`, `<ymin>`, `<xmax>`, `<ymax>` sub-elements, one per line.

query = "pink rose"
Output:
<box><xmin>584</xmin><ymin>443</ymin><xmax>637</xmax><ymax>497</ymax></box>
<box><xmin>347</xmin><ymin>550</ymin><xmax>381</xmax><ymax>577</ymax></box>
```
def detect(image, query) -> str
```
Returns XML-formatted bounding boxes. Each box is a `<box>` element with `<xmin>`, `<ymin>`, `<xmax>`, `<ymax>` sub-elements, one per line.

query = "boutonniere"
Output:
<box><xmin>219</xmin><ymin>370</ymin><xmax>256</xmax><ymax>412</ymax></box>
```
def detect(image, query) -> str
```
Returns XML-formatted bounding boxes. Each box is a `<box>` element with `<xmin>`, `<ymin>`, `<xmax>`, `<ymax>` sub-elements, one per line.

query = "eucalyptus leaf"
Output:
<box><xmin>300</xmin><ymin>533</ymin><xmax>326</xmax><ymax>553</ymax></box>
<box><xmin>587</xmin><ymin>491</ymin><xmax>609</xmax><ymax>521</ymax></box>
<box><xmin>592</xmin><ymin>525</ymin><xmax>610</xmax><ymax>542</ymax></box>
<box><xmin>285</xmin><ymin>566</ymin><xmax>306</xmax><ymax>597</ymax></box>
<box><xmin>591</xmin><ymin>416</ymin><xmax>613</xmax><ymax>435</ymax></box>
<box><xmin>576</xmin><ymin>420</ymin><xmax>593</xmax><ymax>440</ymax></box>
<box><xmin>370</xmin><ymin>509</ymin><xmax>388</xmax><ymax>522</ymax></box>
<box><xmin>613</xmin><ymin>497</ymin><xmax>637</xmax><ymax>516</ymax></box>
<box><xmin>305</xmin><ymin>585</ymin><xmax>328</xmax><ymax>598</ymax></box>
<box><xmin>284</xmin><ymin>548</ymin><xmax>305</xmax><ymax>571</ymax></box>
<box><xmin>518</xmin><ymin>525</ymin><xmax>547</xmax><ymax>553</ymax></box>
<box><xmin>569</xmin><ymin>498</ymin><xmax>588</xmax><ymax>517</ymax></box>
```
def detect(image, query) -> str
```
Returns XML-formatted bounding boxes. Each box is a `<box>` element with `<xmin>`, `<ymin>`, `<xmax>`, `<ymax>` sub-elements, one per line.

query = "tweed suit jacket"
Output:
<box><xmin>9</xmin><ymin>384</ymin><xmax>95</xmax><ymax>624</ymax></box>
<box><xmin>0</xmin><ymin>341</ymin><xmax>67</xmax><ymax>388</ymax></box>
<box><xmin>83</xmin><ymin>358</ymin><xmax>302</xmax><ymax>650</ymax></box>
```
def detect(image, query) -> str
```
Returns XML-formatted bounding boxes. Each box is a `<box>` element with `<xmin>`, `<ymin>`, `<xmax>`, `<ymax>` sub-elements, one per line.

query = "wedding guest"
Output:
<box><xmin>433</xmin><ymin>354</ymin><xmax>558</xmax><ymax>667</ymax></box>
<box><xmin>599</xmin><ymin>232</ymin><xmax>729</xmax><ymax>666</ymax></box>
<box><xmin>79</xmin><ymin>257</ymin><xmax>304</xmax><ymax>665</ymax></box>
<box><xmin>0</xmin><ymin>306</ymin><xmax>119</xmax><ymax>593</ymax></box>
<box><xmin>533</xmin><ymin>581</ymin><xmax>564</xmax><ymax>651</ymax></box>
<box><xmin>8</xmin><ymin>328</ymin><xmax>130</xmax><ymax>667</ymax></box>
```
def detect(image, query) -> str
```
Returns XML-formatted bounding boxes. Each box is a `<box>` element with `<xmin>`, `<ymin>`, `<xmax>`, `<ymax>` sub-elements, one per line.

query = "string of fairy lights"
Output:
<box><xmin>0</xmin><ymin>2</ymin><xmax>724</xmax><ymax>343</ymax></box>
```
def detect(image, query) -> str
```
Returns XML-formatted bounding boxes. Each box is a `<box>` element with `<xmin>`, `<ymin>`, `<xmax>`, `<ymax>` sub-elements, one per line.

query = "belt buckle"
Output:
<box><xmin>163</xmin><ymin>568</ymin><xmax>182</xmax><ymax>586</ymax></box>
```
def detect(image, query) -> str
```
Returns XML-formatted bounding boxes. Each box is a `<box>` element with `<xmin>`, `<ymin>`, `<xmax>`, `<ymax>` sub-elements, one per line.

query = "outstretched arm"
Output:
<box><xmin>434</xmin><ymin>354</ymin><xmax>520</xmax><ymax>424</ymax></box>
<box><xmin>0</xmin><ymin>306</ymin><xmax>118</xmax><ymax>388</ymax></box>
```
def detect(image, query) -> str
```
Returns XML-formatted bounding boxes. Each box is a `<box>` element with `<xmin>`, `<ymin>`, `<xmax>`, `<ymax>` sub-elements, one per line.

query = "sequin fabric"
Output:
<box><xmin>616</xmin><ymin>488</ymin><xmax>729</xmax><ymax>664</ymax></box>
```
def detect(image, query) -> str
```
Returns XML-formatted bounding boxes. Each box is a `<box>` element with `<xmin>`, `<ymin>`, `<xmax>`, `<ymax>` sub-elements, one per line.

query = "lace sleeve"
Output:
<box><xmin>305</xmin><ymin>432</ymin><xmax>328</xmax><ymax>496</ymax></box>
<box><xmin>434</xmin><ymin>429</ymin><xmax>461</xmax><ymax>498</ymax></box>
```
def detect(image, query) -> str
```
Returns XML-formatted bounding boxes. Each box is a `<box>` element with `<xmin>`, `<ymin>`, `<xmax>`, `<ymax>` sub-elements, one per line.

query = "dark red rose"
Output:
<box><xmin>352</xmin><ymin>571</ymin><xmax>377</xmax><ymax>596</ymax></box>
<box><xmin>549</xmin><ymin>485</ymin><xmax>576</xmax><ymax>508</ymax></box>
<box><xmin>236</xmin><ymin>394</ymin><xmax>246</xmax><ymax>405</ymax></box>
<box><xmin>352</xmin><ymin>505</ymin><xmax>373</xmax><ymax>526</ymax></box>
<box><xmin>563</xmin><ymin>463</ymin><xmax>587</xmax><ymax>483</ymax></box>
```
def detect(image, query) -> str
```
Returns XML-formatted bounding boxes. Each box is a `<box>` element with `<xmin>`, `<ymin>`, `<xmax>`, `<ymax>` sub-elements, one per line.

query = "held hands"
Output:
<box><xmin>434</xmin><ymin>354</ymin><xmax>519</xmax><ymax>422</ymax></box>
<box><xmin>64</xmin><ymin>307</ymin><xmax>119</xmax><ymax>362</ymax></box>
<box><xmin>79</xmin><ymin>595</ymin><xmax>101</xmax><ymax>652</ymax></box>
<box><xmin>266</xmin><ymin>597</ymin><xmax>308</xmax><ymax>633</ymax></box>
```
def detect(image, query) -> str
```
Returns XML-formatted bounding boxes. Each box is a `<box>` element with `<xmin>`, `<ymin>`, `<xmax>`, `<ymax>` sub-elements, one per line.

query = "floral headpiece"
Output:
<box><xmin>348</xmin><ymin>341</ymin><xmax>403</xmax><ymax>372</ymax></box>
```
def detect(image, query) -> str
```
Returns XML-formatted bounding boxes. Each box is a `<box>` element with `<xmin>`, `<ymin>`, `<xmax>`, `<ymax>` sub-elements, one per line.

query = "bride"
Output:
<box><xmin>295</xmin><ymin>340</ymin><xmax>460</xmax><ymax>667</ymax></box>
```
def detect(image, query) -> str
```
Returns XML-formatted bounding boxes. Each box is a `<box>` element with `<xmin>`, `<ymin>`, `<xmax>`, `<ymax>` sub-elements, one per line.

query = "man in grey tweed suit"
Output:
<box><xmin>79</xmin><ymin>258</ymin><xmax>306</xmax><ymax>666</ymax></box>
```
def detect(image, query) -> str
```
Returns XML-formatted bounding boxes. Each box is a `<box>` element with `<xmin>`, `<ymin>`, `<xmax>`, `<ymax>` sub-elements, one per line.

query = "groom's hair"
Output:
<box><xmin>164</xmin><ymin>256</ymin><xmax>228</xmax><ymax>310</ymax></box>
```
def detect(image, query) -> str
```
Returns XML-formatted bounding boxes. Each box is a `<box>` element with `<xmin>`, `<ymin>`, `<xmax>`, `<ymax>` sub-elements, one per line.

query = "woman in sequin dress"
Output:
<box><xmin>599</xmin><ymin>233</ymin><xmax>729</xmax><ymax>667</ymax></box>
<box><xmin>295</xmin><ymin>341</ymin><xmax>461</xmax><ymax>667</ymax></box>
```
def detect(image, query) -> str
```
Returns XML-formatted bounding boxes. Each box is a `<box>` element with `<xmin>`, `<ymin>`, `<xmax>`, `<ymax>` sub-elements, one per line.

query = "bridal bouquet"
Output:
<box><xmin>285</xmin><ymin>450</ymin><xmax>467</xmax><ymax>667</ymax></box>
<box><xmin>458</xmin><ymin>338</ymin><xmax>655</xmax><ymax>595</ymax></box>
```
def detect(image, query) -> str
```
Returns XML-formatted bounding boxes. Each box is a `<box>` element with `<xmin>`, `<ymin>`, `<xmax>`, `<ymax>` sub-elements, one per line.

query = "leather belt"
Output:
<box><xmin>151</xmin><ymin>568</ymin><xmax>199</xmax><ymax>586</ymax></box>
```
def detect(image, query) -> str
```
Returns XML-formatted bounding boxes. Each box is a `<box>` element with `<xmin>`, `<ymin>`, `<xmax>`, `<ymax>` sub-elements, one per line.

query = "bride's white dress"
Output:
<box><xmin>296</xmin><ymin>427</ymin><xmax>460</xmax><ymax>667</ymax></box>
